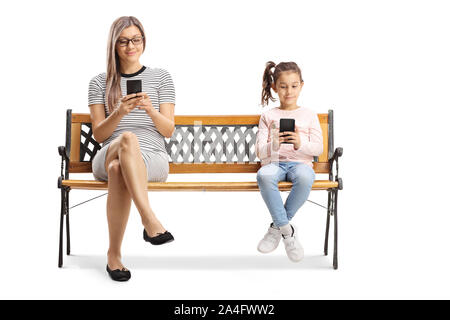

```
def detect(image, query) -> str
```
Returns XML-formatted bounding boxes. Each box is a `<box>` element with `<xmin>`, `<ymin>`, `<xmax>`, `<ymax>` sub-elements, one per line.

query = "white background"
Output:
<box><xmin>0</xmin><ymin>0</ymin><xmax>449</xmax><ymax>299</ymax></box>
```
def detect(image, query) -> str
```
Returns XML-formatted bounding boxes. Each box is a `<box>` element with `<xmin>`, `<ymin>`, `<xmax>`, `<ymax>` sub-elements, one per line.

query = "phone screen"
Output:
<box><xmin>279</xmin><ymin>118</ymin><xmax>295</xmax><ymax>144</ymax></box>
<box><xmin>126</xmin><ymin>80</ymin><xmax>142</xmax><ymax>95</ymax></box>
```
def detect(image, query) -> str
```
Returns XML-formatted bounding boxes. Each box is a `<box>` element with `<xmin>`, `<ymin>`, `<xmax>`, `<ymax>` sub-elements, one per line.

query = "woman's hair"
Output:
<box><xmin>261</xmin><ymin>61</ymin><xmax>304</xmax><ymax>106</ymax></box>
<box><xmin>106</xmin><ymin>16</ymin><xmax>146</xmax><ymax>113</ymax></box>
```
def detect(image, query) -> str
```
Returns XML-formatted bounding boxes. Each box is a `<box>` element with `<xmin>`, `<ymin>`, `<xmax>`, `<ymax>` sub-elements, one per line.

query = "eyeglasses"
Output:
<box><xmin>117</xmin><ymin>36</ymin><xmax>144</xmax><ymax>47</ymax></box>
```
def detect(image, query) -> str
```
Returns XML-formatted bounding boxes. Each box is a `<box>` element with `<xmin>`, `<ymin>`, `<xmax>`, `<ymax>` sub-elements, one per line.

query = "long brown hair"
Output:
<box><xmin>106</xmin><ymin>16</ymin><xmax>146</xmax><ymax>113</ymax></box>
<box><xmin>261</xmin><ymin>61</ymin><xmax>303</xmax><ymax>106</ymax></box>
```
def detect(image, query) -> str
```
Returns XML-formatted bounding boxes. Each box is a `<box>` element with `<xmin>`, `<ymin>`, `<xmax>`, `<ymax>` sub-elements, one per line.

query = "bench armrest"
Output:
<box><xmin>330</xmin><ymin>147</ymin><xmax>343</xmax><ymax>162</ymax></box>
<box><xmin>58</xmin><ymin>146</ymin><xmax>67</xmax><ymax>158</ymax></box>
<box><xmin>58</xmin><ymin>146</ymin><xmax>69</xmax><ymax>187</ymax></box>
<box><xmin>329</xmin><ymin>147</ymin><xmax>343</xmax><ymax>190</ymax></box>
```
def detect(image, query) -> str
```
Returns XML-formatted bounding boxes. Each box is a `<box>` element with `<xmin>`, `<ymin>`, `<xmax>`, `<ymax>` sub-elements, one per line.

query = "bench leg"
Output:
<box><xmin>324</xmin><ymin>191</ymin><xmax>332</xmax><ymax>256</ymax></box>
<box><xmin>333</xmin><ymin>190</ymin><xmax>339</xmax><ymax>270</ymax></box>
<box><xmin>66</xmin><ymin>191</ymin><xmax>71</xmax><ymax>256</ymax></box>
<box><xmin>58</xmin><ymin>188</ymin><xmax>66</xmax><ymax>268</ymax></box>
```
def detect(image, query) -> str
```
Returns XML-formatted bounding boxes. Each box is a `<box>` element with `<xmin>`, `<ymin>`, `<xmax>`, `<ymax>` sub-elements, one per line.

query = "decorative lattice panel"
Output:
<box><xmin>80</xmin><ymin>123</ymin><xmax>101</xmax><ymax>162</ymax></box>
<box><xmin>165</xmin><ymin>125</ymin><xmax>259</xmax><ymax>163</ymax></box>
<box><xmin>78</xmin><ymin>123</ymin><xmax>319</xmax><ymax>164</ymax></box>
<box><xmin>78</xmin><ymin>124</ymin><xmax>260</xmax><ymax>164</ymax></box>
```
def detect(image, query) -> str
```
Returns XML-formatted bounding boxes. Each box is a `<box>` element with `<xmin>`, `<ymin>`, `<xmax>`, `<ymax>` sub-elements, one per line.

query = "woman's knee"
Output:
<box><xmin>107</xmin><ymin>159</ymin><xmax>129</xmax><ymax>191</ymax></box>
<box><xmin>119</xmin><ymin>131</ymin><xmax>139</xmax><ymax>153</ymax></box>
<box><xmin>107</xmin><ymin>159</ymin><xmax>122</xmax><ymax>176</ymax></box>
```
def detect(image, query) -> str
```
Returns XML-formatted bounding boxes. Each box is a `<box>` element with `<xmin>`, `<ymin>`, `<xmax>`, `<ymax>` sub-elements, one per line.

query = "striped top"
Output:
<box><xmin>88</xmin><ymin>66</ymin><xmax>175</xmax><ymax>155</ymax></box>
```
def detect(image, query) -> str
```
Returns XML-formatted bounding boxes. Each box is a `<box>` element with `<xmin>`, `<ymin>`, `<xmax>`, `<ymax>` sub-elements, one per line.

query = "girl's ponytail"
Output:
<box><xmin>261</xmin><ymin>61</ymin><xmax>276</xmax><ymax>106</ymax></box>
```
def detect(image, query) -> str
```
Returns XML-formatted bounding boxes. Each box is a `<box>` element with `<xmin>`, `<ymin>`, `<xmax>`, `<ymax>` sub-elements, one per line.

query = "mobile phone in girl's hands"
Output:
<box><xmin>279</xmin><ymin>118</ymin><xmax>295</xmax><ymax>143</ymax></box>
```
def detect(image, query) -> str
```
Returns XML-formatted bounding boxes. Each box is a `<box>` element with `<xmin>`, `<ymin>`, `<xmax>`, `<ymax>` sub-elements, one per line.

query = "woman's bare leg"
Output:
<box><xmin>106</xmin><ymin>159</ymin><xmax>132</xmax><ymax>270</ymax></box>
<box><xmin>105</xmin><ymin>132</ymin><xmax>166</xmax><ymax>237</ymax></box>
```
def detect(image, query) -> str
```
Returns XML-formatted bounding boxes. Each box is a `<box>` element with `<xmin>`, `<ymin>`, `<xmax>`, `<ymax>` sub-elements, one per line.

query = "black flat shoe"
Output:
<box><xmin>143</xmin><ymin>229</ymin><xmax>174</xmax><ymax>245</ymax></box>
<box><xmin>106</xmin><ymin>265</ymin><xmax>131</xmax><ymax>282</ymax></box>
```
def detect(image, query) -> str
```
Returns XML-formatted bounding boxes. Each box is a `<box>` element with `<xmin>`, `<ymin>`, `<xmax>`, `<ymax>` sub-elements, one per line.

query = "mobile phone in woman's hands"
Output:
<box><xmin>126</xmin><ymin>80</ymin><xmax>142</xmax><ymax>96</ymax></box>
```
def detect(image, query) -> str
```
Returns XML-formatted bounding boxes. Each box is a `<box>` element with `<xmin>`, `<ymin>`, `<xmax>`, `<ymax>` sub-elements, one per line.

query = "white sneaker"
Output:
<box><xmin>282</xmin><ymin>224</ymin><xmax>304</xmax><ymax>262</ymax></box>
<box><xmin>257</xmin><ymin>223</ymin><xmax>282</xmax><ymax>253</ymax></box>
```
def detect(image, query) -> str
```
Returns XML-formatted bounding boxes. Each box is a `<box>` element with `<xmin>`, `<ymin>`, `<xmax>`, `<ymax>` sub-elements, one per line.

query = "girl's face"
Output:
<box><xmin>115</xmin><ymin>25</ymin><xmax>144</xmax><ymax>65</ymax></box>
<box><xmin>273</xmin><ymin>71</ymin><xmax>303</xmax><ymax>108</ymax></box>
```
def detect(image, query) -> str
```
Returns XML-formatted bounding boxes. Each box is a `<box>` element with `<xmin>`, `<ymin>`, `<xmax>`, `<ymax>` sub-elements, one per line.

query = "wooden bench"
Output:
<box><xmin>57</xmin><ymin>110</ymin><xmax>343</xmax><ymax>269</ymax></box>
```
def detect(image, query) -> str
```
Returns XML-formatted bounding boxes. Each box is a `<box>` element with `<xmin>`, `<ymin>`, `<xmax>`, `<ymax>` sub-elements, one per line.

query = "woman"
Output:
<box><xmin>88</xmin><ymin>16</ymin><xmax>175</xmax><ymax>281</ymax></box>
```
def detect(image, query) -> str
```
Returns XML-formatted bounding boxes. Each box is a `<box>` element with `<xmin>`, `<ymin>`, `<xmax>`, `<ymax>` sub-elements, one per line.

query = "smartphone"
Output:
<box><xmin>279</xmin><ymin>118</ymin><xmax>295</xmax><ymax>144</ymax></box>
<box><xmin>126</xmin><ymin>79</ymin><xmax>142</xmax><ymax>96</ymax></box>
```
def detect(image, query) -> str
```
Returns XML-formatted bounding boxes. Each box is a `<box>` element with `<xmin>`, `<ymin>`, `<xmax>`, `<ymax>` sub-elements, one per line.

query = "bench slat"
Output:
<box><xmin>68</xmin><ymin>161</ymin><xmax>331</xmax><ymax>174</ymax></box>
<box><xmin>70</xmin><ymin>123</ymin><xmax>81</xmax><ymax>162</ymax></box>
<box><xmin>319</xmin><ymin>121</ymin><xmax>329</xmax><ymax>163</ymax></box>
<box><xmin>72</xmin><ymin>114</ymin><xmax>329</xmax><ymax>125</ymax></box>
<box><xmin>61</xmin><ymin>180</ymin><xmax>338</xmax><ymax>191</ymax></box>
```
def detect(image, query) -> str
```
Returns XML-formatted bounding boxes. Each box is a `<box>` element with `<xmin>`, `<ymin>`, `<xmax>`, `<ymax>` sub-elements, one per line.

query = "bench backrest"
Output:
<box><xmin>64</xmin><ymin>110</ymin><xmax>334</xmax><ymax>175</ymax></box>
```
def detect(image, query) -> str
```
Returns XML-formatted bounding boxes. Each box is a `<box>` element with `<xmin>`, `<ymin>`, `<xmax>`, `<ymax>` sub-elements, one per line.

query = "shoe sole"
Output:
<box><xmin>148</xmin><ymin>238</ymin><xmax>174</xmax><ymax>245</ymax></box>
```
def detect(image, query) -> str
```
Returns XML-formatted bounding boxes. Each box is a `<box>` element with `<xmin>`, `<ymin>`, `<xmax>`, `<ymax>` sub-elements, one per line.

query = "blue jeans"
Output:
<box><xmin>256</xmin><ymin>162</ymin><xmax>315</xmax><ymax>227</ymax></box>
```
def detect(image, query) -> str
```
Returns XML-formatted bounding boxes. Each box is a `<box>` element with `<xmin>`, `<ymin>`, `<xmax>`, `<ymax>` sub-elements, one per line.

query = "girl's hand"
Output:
<box><xmin>117</xmin><ymin>93</ymin><xmax>141</xmax><ymax>117</ymax></box>
<box><xmin>279</xmin><ymin>126</ymin><xmax>302</xmax><ymax>150</ymax></box>
<box><xmin>136</xmin><ymin>93</ymin><xmax>157</xmax><ymax>116</ymax></box>
<box><xmin>270</xmin><ymin>122</ymin><xmax>281</xmax><ymax>151</ymax></box>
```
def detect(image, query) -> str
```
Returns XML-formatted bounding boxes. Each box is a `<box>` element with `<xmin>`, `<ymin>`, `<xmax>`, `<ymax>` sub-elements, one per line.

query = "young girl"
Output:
<box><xmin>256</xmin><ymin>61</ymin><xmax>323</xmax><ymax>262</ymax></box>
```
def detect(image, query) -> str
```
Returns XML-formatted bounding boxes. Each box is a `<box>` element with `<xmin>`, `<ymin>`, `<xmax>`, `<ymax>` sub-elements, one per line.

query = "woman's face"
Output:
<box><xmin>273</xmin><ymin>71</ymin><xmax>303</xmax><ymax>108</ymax></box>
<box><xmin>115</xmin><ymin>25</ymin><xmax>144</xmax><ymax>64</ymax></box>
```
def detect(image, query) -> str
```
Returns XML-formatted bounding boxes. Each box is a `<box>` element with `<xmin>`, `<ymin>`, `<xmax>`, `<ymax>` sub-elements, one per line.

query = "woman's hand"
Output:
<box><xmin>117</xmin><ymin>94</ymin><xmax>141</xmax><ymax>117</ymax></box>
<box><xmin>136</xmin><ymin>93</ymin><xmax>157</xmax><ymax>116</ymax></box>
<box><xmin>279</xmin><ymin>126</ymin><xmax>302</xmax><ymax>150</ymax></box>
